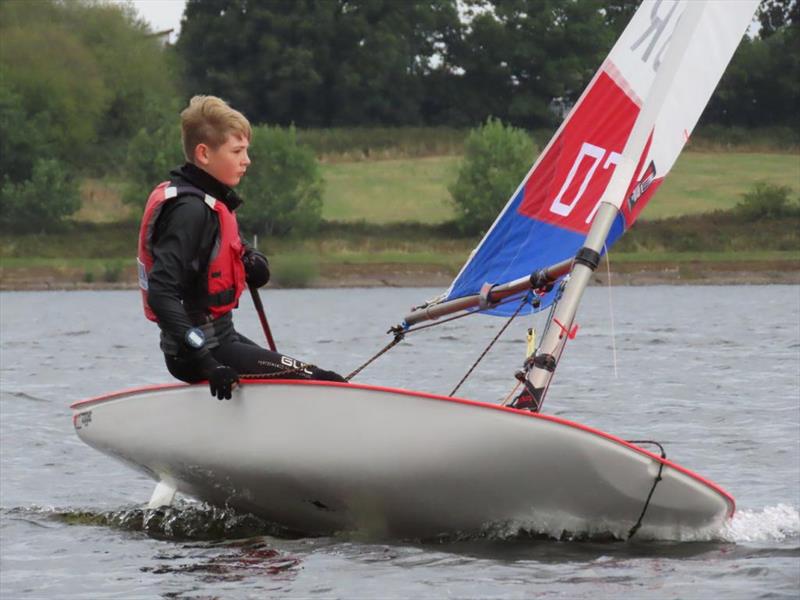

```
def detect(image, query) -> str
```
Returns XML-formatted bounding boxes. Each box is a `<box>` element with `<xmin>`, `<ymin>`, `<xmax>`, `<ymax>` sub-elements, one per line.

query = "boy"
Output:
<box><xmin>137</xmin><ymin>95</ymin><xmax>345</xmax><ymax>399</ymax></box>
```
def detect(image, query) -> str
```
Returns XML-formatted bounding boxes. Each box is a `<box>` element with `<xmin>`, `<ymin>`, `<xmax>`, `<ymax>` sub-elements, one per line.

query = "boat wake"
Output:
<box><xmin>6</xmin><ymin>503</ymin><xmax>798</xmax><ymax>545</ymax></box>
<box><xmin>3</xmin><ymin>502</ymin><xmax>294</xmax><ymax>542</ymax></box>
<box><xmin>445</xmin><ymin>504</ymin><xmax>800</xmax><ymax>544</ymax></box>
<box><xmin>721</xmin><ymin>504</ymin><xmax>800</xmax><ymax>544</ymax></box>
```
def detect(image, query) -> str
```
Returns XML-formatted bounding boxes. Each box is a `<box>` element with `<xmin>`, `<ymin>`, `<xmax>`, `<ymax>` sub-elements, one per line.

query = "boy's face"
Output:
<box><xmin>195</xmin><ymin>133</ymin><xmax>251</xmax><ymax>187</ymax></box>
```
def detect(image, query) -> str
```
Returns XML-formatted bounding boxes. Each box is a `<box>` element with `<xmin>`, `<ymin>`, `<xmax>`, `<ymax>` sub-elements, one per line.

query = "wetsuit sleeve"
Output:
<box><xmin>147</xmin><ymin>198</ymin><xmax>215</xmax><ymax>366</ymax></box>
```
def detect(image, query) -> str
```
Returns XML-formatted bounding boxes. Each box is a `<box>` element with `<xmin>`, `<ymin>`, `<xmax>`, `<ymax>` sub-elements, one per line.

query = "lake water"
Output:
<box><xmin>1</xmin><ymin>286</ymin><xmax>798</xmax><ymax>599</ymax></box>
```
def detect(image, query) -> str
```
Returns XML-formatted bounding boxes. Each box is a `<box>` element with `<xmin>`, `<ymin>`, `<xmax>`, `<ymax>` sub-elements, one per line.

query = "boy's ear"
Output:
<box><xmin>194</xmin><ymin>143</ymin><xmax>211</xmax><ymax>166</ymax></box>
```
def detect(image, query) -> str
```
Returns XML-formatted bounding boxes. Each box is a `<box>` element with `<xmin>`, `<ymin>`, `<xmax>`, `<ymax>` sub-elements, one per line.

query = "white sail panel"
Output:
<box><xmin>639</xmin><ymin>0</ymin><xmax>759</xmax><ymax>186</ymax></box>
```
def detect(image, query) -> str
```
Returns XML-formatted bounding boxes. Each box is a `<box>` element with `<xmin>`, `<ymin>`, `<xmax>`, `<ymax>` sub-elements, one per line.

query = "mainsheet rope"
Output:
<box><xmin>344</xmin><ymin>294</ymin><xmax>531</xmax><ymax>382</ymax></box>
<box><xmin>448</xmin><ymin>295</ymin><xmax>530</xmax><ymax>397</ymax></box>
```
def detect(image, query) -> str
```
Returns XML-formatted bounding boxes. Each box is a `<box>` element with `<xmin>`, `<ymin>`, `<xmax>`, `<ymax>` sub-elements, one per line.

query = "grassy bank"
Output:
<box><xmin>320</xmin><ymin>152</ymin><xmax>799</xmax><ymax>223</ymax></box>
<box><xmin>321</xmin><ymin>156</ymin><xmax>459</xmax><ymax>223</ymax></box>
<box><xmin>650</xmin><ymin>153</ymin><xmax>800</xmax><ymax>219</ymax></box>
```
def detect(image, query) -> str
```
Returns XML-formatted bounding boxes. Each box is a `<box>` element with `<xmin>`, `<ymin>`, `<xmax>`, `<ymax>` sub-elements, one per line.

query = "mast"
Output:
<box><xmin>524</xmin><ymin>0</ymin><xmax>708</xmax><ymax>407</ymax></box>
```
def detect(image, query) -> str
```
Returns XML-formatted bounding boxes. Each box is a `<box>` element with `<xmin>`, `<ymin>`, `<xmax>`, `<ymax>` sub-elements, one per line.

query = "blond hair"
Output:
<box><xmin>180</xmin><ymin>95</ymin><xmax>252</xmax><ymax>162</ymax></box>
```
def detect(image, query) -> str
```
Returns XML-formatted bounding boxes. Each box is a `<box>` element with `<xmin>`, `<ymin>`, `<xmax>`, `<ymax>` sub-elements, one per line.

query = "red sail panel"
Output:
<box><xmin>518</xmin><ymin>71</ymin><xmax>640</xmax><ymax>234</ymax></box>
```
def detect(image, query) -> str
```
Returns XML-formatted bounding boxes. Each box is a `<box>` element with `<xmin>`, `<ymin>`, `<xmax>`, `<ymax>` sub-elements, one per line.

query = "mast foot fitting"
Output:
<box><xmin>511</xmin><ymin>372</ymin><xmax>543</xmax><ymax>412</ymax></box>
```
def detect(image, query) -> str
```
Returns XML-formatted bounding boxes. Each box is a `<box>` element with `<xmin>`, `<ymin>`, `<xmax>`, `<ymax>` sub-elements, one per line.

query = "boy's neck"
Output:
<box><xmin>174</xmin><ymin>162</ymin><xmax>242</xmax><ymax>210</ymax></box>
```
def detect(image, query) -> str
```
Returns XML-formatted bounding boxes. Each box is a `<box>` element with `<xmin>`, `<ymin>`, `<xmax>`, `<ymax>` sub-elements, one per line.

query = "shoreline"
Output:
<box><xmin>1</xmin><ymin>260</ymin><xmax>798</xmax><ymax>291</ymax></box>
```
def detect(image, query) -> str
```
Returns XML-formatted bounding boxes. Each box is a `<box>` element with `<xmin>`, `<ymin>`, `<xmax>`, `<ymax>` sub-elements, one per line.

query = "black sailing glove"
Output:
<box><xmin>208</xmin><ymin>365</ymin><xmax>239</xmax><ymax>400</ymax></box>
<box><xmin>243</xmin><ymin>248</ymin><xmax>270</xmax><ymax>288</ymax></box>
<box><xmin>185</xmin><ymin>329</ymin><xmax>240</xmax><ymax>400</ymax></box>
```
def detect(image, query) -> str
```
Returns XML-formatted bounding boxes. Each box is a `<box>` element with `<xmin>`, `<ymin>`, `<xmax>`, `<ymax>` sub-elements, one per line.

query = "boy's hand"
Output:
<box><xmin>243</xmin><ymin>249</ymin><xmax>270</xmax><ymax>288</ymax></box>
<box><xmin>208</xmin><ymin>365</ymin><xmax>239</xmax><ymax>400</ymax></box>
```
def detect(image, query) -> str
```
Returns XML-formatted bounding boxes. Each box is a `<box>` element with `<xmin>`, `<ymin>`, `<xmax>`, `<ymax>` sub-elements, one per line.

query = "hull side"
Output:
<box><xmin>72</xmin><ymin>381</ymin><xmax>734</xmax><ymax>538</ymax></box>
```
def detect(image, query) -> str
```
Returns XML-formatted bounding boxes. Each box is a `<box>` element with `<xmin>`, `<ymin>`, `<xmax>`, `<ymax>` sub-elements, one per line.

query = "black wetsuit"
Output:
<box><xmin>147</xmin><ymin>163</ymin><xmax>344</xmax><ymax>384</ymax></box>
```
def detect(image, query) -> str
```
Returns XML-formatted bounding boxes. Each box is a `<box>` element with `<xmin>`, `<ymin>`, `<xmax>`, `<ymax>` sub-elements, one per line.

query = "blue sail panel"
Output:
<box><xmin>446</xmin><ymin>186</ymin><xmax>626</xmax><ymax>317</ymax></box>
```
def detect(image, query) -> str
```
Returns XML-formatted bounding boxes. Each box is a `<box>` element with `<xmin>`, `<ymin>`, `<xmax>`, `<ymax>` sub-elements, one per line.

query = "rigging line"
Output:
<box><xmin>604</xmin><ymin>244</ymin><xmax>619</xmax><ymax>378</ymax></box>
<box><xmin>343</xmin><ymin>311</ymin><xmax>478</xmax><ymax>381</ymax></box>
<box><xmin>449</xmin><ymin>295</ymin><xmax>529</xmax><ymax>398</ymax></box>
<box><xmin>344</xmin><ymin>331</ymin><xmax>404</xmax><ymax>382</ymax></box>
<box><xmin>625</xmin><ymin>440</ymin><xmax>667</xmax><ymax>540</ymax></box>
<box><xmin>501</xmin><ymin>380</ymin><xmax>522</xmax><ymax>407</ymax></box>
<box><xmin>344</xmin><ymin>294</ymin><xmax>531</xmax><ymax>382</ymax></box>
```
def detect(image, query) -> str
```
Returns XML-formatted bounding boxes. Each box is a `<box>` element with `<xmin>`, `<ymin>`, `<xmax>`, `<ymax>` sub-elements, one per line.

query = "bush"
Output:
<box><xmin>102</xmin><ymin>261</ymin><xmax>124</xmax><ymax>283</ymax></box>
<box><xmin>237</xmin><ymin>125</ymin><xmax>323</xmax><ymax>237</ymax></box>
<box><xmin>449</xmin><ymin>117</ymin><xmax>536</xmax><ymax>235</ymax></box>
<box><xmin>0</xmin><ymin>76</ymin><xmax>51</xmax><ymax>184</ymax></box>
<box><xmin>735</xmin><ymin>182</ymin><xmax>800</xmax><ymax>220</ymax></box>
<box><xmin>123</xmin><ymin>121</ymin><xmax>184</xmax><ymax>208</ymax></box>
<box><xmin>0</xmin><ymin>159</ymin><xmax>80</xmax><ymax>232</ymax></box>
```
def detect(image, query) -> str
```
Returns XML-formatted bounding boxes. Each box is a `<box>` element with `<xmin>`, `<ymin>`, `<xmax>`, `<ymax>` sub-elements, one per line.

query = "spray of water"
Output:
<box><xmin>721</xmin><ymin>504</ymin><xmax>800</xmax><ymax>543</ymax></box>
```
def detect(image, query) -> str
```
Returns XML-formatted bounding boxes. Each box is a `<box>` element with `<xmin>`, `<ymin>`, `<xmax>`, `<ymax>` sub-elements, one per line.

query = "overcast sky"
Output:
<box><xmin>125</xmin><ymin>0</ymin><xmax>186</xmax><ymax>36</ymax></box>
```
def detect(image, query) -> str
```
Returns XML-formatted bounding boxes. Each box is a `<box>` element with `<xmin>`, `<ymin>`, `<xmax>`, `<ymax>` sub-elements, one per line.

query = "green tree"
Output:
<box><xmin>603</xmin><ymin>0</ymin><xmax>639</xmax><ymax>38</ymax></box>
<box><xmin>0</xmin><ymin>20</ymin><xmax>109</xmax><ymax>168</ymax></box>
<box><xmin>59</xmin><ymin>1</ymin><xmax>182</xmax><ymax>151</ymax></box>
<box><xmin>704</xmin><ymin>22</ymin><xmax>799</xmax><ymax>129</ymax></box>
<box><xmin>0</xmin><ymin>0</ymin><xmax>181</xmax><ymax>172</ymax></box>
<box><xmin>177</xmin><ymin>0</ymin><xmax>460</xmax><ymax>126</ymax></box>
<box><xmin>449</xmin><ymin>118</ymin><xmax>536</xmax><ymax>235</ymax></box>
<box><xmin>757</xmin><ymin>0</ymin><xmax>799</xmax><ymax>38</ymax></box>
<box><xmin>0</xmin><ymin>0</ymin><xmax>182</xmax><ymax>228</ymax></box>
<box><xmin>449</xmin><ymin>0</ymin><xmax>615</xmax><ymax>128</ymax></box>
<box><xmin>237</xmin><ymin>125</ymin><xmax>323</xmax><ymax>236</ymax></box>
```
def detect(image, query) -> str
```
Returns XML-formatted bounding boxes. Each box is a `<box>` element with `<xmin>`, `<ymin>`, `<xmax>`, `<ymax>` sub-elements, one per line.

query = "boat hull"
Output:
<box><xmin>71</xmin><ymin>380</ymin><xmax>734</xmax><ymax>539</ymax></box>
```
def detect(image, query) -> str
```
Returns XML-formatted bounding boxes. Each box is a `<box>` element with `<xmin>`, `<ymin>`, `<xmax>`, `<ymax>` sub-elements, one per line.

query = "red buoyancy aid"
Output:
<box><xmin>137</xmin><ymin>181</ymin><xmax>246</xmax><ymax>322</ymax></box>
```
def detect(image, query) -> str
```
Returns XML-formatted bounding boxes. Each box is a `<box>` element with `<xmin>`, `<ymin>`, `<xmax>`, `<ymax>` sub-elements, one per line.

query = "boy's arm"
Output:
<box><xmin>147</xmin><ymin>199</ymin><xmax>215</xmax><ymax>364</ymax></box>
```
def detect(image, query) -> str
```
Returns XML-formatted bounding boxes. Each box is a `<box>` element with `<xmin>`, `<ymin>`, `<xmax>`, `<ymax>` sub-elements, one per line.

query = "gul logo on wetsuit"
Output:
<box><xmin>280</xmin><ymin>356</ymin><xmax>313</xmax><ymax>376</ymax></box>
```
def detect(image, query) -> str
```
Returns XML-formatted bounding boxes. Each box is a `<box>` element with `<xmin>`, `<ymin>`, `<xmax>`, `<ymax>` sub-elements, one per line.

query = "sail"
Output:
<box><xmin>441</xmin><ymin>0</ymin><xmax>758</xmax><ymax>316</ymax></box>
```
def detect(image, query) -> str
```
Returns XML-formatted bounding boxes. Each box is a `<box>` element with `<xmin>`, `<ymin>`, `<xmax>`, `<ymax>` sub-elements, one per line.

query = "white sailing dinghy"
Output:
<box><xmin>72</xmin><ymin>0</ymin><xmax>758</xmax><ymax>539</ymax></box>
